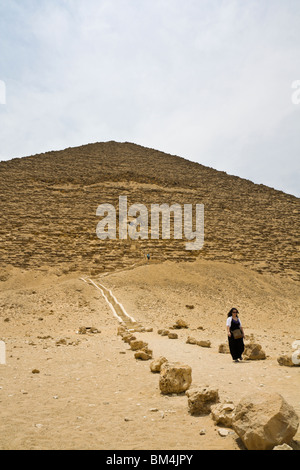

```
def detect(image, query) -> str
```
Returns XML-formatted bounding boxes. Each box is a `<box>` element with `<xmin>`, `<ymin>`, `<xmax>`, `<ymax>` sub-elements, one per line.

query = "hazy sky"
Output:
<box><xmin>0</xmin><ymin>0</ymin><xmax>299</xmax><ymax>196</ymax></box>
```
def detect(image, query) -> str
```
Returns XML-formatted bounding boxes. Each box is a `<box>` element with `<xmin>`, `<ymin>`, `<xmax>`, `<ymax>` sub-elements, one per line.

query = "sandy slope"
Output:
<box><xmin>0</xmin><ymin>259</ymin><xmax>299</xmax><ymax>450</ymax></box>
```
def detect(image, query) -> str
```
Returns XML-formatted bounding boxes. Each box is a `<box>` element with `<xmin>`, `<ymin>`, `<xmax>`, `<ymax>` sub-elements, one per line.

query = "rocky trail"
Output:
<box><xmin>80</xmin><ymin>272</ymin><xmax>300</xmax><ymax>450</ymax></box>
<box><xmin>0</xmin><ymin>259</ymin><xmax>299</xmax><ymax>450</ymax></box>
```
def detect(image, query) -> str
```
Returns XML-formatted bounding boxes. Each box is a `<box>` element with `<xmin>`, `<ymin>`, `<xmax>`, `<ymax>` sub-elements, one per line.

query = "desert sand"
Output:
<box><xmin>0</xmin><ymin>258</ymin><xmax>299</xmax><ymax>450</ymax></box>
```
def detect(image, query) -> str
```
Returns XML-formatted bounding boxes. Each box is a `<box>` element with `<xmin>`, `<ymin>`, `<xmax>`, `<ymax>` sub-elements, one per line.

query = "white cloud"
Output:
<box><xmin>0</xmin><ymin>0</ymin><xmax>299</xmax><ymax>196</ymax></box>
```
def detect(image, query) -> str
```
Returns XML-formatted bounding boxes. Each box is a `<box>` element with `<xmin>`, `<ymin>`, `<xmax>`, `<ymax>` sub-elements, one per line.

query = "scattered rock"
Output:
<box><xmin>117</xmin><ymin>325</ymin><xmax>127</xmax><ymax>336</ymax></box>
<box><xmin>273</xmin><ymin>443</ymin><xmax>293</xmax><ymax>450</ymax></box>
<box><xmin>32</xmin><ymin>369</ymin><xmax>40</xmax><ymax>374</ymax></box>
<box><xmin>122</xmin><ymin>334</ymin><xmax>136</xmax><ymax>344</ymax></box>
<box><xmin>168</xmin><ymin>332</ymin><xmax>178</xmax><ymax>339</ymax></box>
<box><xmin>211</xmin><ymin>402</ymin><xmax>235</xmax><ymax>428</ymax></box>
<box><xmin>218</xmin><ymin>343</ymin><xmax>230</xmax><ymax>354</ymax></box>
<box><xmin>277</xmin><ymin>355</ymin><xmax>295</xmax><ymax>367</ymax></box>
<box><xmin>77</xmin><ymin>327</ymin><xmax>87</xmax><ymax>335</ymax></box>
<box><xmin>218</xmin><ymin>428</ymin><xmax>229</xmax><ymax>437</ymax></box>
<box><xmin>157</xmin><ymin>329</ymin><xmax>170</xmax><ymax>336</ymax></box>
<box><xmin>232</xmin><ymin>392</ymin><xmax>299</xmax><ymax>450</ymax></box>
<box><xmin>186</xmin><ymin>336</ymin><xmax>199</xmax><ymax>345</ymax></box>
<box><xmin>134</xmin><ymin>347</ymin><xmax>153</xmax><ymax>361</ymax></box>
<box><xmin>186</xmin><ymin>386</ymin><xmax>219</xmax><ymax>416</ymax></box>
<box><xmin>185</xmin><ymin>305</ymin><xmax>194</xmax><ymax>310</ymax></box>
<box><xmin>87</xmin><ymin>327</ymin><xmax>100</xmax><ymax>334</ymax></box>
<box><xmin>243</xmin><ymin>343</ymin><xmax>266</xmax><ymax>360</ymax></box>
<box><xmin>150</xmin><ymin>357</ymin><xmax>168</xmax><ymax>373</ymax></box>
<box><xmin>198</xmin><ymin>340</ymin><xmax>211</xmax><ymax>348</ymax></box>
<box><xmin>55</xmin><ymin>339</ymin><xmax>67</xmax><ymax>346</ymax></box>
<box><xmin>278</xmin><ymin>351</ymin><xmax>300</xmax><ymax>367</ymax></box>
<box><xmin>186</xmin><ymin>336</ymin><xmax>211</xmax><ymax>348</ymax></box>
<box><xmin>159</xmin><ymin>362</ymin><xmax>192</xmax><ymax>395</ymax></box>
<box><xmin>173</xmin><ymin>319</ymin><xmax>189</xmax><ymax>329</ymax></box>
<box><xmin>130</xmin><ymin>340</ymin><xmax>148</xmax><ymax>351</ymax></box>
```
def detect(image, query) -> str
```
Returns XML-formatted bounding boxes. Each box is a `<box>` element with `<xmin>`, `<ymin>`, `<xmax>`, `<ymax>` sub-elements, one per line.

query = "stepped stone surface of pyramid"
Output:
<box><xmin>0</xmin><ymin>141</ymin><xmax>299</xmax><ymax>280</ymax></box>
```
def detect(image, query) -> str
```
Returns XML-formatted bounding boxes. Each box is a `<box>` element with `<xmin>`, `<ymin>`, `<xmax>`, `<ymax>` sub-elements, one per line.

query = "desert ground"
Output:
<box><xmin>0</xmin><ymin>258</ymin><xmax>299</xmax><ymax>450</ymax></box>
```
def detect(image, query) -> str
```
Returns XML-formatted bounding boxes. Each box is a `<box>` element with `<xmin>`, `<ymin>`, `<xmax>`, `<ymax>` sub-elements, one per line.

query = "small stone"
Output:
<box><xmin>218</xmin><ymin>428</ymin><xmax>229</xmax><ymax>437</ymax></box>
<box><xmin>168</xmin><ymin>332</ymin><xmax>178</xmax><ymax>339</ymax></box>
<box><xmin>78</xmin><ymin>327</ymin><xmax>87</xmax><ymax>335</ymax></box>
<box><xmin>89</xmin><ymin>327</ymin><xmax>100</xmax><ymax>334</ymax></box>
<box><xmin>134</xmin><ymin>348</ymin><xmax>153</xmax><ymax>360</ymax></box>
<box><xmin>273</xmin><ymin>443</ymin><xmax>293</xmax><ymax>450</ymax></box>
<box><xmin>55</xmin><ymin>339</ymin><xmax>67</xmax><ymax>346</ymax></box>
<box><xmin>173</xmin><ymin>319</ymin><xmax>189</xmax><ymax>329</ymax></box>
<box><xmin>130</xmin><ymin>340</ymin><xmax>148</xmax><ymax>351</ymax></box>
<box><xmin>277</xmin><ymin>355</ymin><xmax>296</xmax><ymax>367</ymax></box>
<box><xmin>150</xmin><ymin>357</ymin><xmax>168</xmax><ymax>373</ymax></box>
<box><xmin>157</xmin><ymin>329</ymin><xmax>169</xmax><ymax>336</ymax></box>
<box><xmin>211</xmin><ymin>402</ymin><xmax>235</xmax><ymax>428</ymax></box>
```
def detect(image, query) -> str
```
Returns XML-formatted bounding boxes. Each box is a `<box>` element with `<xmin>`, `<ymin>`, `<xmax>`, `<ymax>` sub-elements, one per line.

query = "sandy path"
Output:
<box><xmin>85</xmin><ymin>275</ymin><xmax>300</xmax><ymax>444</ymax></box>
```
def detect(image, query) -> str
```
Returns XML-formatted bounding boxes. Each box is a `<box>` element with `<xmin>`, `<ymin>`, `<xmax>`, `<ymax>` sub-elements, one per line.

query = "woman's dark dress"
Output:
<box><xmin>228</xmin><ymin>317</ymin><xmax>244</xmax><ymax>360</ymax></box>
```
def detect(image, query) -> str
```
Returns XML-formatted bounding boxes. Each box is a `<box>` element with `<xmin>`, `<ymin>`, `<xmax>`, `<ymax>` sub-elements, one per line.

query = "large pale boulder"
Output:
<box><xmin>232</xmin><ymin>392</ymin><xmax>299</xmax><ymax>450</ymax></box>
<box><xmin>186</xmin><ymin>386</ymin><xmax>219</xmax><ymax>416</ymax></box>
<box><xmin>159</xmin><ymin>362</ymin><xmax>192</xmax><ymax>395</ymax></box>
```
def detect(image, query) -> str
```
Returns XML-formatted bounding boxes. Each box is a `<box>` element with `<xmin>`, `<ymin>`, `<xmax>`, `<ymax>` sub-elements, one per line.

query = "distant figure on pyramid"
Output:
<box><xmin>146</xmin><ymin>253</ymin><xmax>150</xmax><ymax>261</ymax></box>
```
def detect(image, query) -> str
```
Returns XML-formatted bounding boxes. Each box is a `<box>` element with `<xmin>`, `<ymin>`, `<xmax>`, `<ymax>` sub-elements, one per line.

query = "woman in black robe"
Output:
<box><xmin>226</xmin><ymin>308</ymin><xmax>245</xmax><ymax>362</ymax></box>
